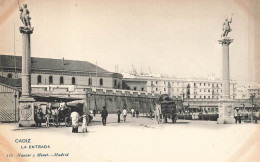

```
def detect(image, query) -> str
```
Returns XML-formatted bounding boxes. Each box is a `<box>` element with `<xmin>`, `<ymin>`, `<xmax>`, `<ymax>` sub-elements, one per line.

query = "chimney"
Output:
<box><xmin>62</xmin><ymin>57</ymin><xmax>64</xmax><ymax>66</ymax></box>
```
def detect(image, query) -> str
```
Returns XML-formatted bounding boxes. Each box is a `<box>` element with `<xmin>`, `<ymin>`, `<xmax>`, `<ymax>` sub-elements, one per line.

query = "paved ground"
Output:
<box><xmin>0</xmin><ymin>114</ymin><xmax>260</xmax><ymax>162</ymax></box>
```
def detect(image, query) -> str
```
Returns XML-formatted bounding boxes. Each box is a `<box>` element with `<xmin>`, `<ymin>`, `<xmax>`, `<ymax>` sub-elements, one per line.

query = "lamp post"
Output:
<box><xmin>250</xmin><ymin>94</ymin><xmax>255</xmax><ymax>123</ymax></box>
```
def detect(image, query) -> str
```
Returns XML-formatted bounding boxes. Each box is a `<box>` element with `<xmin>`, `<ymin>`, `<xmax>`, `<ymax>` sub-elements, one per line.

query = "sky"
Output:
<box><xmin>0</xmin><ymin>0</ymin><xmax>258</xmax><ymax>82</ymax></box>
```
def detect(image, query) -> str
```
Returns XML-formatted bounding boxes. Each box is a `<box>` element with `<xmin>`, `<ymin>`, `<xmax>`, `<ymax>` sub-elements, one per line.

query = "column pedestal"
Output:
<box><xmin>217</xmin><ymin>99</ymin><xmax>235</xmax><ymax>124</ymax></box>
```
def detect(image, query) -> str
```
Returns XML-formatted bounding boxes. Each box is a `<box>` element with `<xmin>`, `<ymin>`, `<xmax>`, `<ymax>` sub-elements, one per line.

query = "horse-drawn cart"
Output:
<box><xmin>155</xmin><ymin>94</ymin><xmax>181</xmax><ymax>124</ymax></box>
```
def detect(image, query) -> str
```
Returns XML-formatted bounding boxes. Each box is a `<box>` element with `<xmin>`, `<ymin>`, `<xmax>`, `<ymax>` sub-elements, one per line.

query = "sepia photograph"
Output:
<box><xmin>0</xmin><ymin>0</ymin><xmax>259</xmax><ymax>161</ymax></box>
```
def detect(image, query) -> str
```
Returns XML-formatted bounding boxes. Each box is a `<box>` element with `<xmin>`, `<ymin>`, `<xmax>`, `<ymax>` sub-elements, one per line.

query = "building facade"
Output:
<box><xmin>123</xmin><ymin>76</ymin><xmax>236</xmax><ymax>100</ymax></box>
<box><xmin>0</xmin><ymin>55</ymin><xmax>123</xmax><ymax>90</ymax></box>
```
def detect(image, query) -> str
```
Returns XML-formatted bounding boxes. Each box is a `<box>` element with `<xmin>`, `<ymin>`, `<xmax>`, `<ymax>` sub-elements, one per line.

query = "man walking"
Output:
<box><xmin>131</xmin><ymin>108</ymin><xmax>135</xmax><ymax>117</ymax></box>
<box><xmin>122</xmin><ymin>108</ymin><xmax>127</xmax><ymax>122</ymax></box>
<box><xmin>117</xmin><ymin>108</ymin><xmax>121</xmax><ymax>123</ymax></box>
<box><xmin>254</xmin><ymin>109</ymin><xmax>259</xmax><ymax>123</ymax></box>
<box><xmin>136</xmin><ymin>110</ymin><xmax>139</xmax><ymax>118</ymax></box>
<box><xmin>101</xmin><ymin>106</ymin><xmax>108</xmax><ymax>126</ymax></box>
<box><xmin>234</xmin><ymin>108</ymin><xmax>238</xmax><ymax>124</ymax></box>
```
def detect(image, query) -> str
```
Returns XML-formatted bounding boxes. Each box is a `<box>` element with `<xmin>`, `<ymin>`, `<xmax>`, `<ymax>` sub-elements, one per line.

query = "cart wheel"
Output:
<box><xmin>65</xmin><ymin>118</ymin><xmax>71</xmax><ymax>127</ymax></box>
<box><xmin>172</xmin><ymin>117</ymin><xmax>176</xmax><ymax>123</ymax></box>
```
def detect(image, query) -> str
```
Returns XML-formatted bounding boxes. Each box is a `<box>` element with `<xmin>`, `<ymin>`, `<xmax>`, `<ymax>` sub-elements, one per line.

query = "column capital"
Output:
<box><xmin>19</xmin><ymin>26</ymin><xmax>34</xmax><ymax>34</ymax></box>
<box><xmin>218</xmin><ymin>37</ymin><xmax>233</xmax><ymax>45</ymax></box>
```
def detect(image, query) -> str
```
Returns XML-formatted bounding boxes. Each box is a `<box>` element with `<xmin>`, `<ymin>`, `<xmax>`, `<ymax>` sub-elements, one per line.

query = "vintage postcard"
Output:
<box><xmin>0</xmin><ymin>0</ymin><xmax>259</xmax><ymax>162</ymax></box>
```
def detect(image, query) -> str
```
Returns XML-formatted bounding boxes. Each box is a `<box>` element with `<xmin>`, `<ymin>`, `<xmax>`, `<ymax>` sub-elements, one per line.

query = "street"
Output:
<box><xmin>0</xmin><ymin>114</ymin><xmax>259</xmax><ymax>162</ymax></box>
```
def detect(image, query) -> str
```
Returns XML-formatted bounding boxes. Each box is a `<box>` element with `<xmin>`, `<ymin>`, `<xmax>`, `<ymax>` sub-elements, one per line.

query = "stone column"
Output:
<box><xmin>217</xmin><ymin>37</ymin><xmax>235</xmax><ymax>124</ymax></box>
<box><xmin>19</xmin><ymin>27</ymin><xmax>35</xmax><ymax>127</ymax></box>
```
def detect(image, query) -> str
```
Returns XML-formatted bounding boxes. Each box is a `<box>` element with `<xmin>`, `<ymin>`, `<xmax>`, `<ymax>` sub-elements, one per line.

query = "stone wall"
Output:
<box><xmin>85</xmin><ymin>88</ymin><xmax>157</xmax><ymax>113</ymax></box>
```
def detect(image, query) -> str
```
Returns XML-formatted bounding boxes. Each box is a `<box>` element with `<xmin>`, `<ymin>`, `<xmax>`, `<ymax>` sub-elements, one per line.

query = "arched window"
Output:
<box><xmin>7</xmin><ymin>73</ymin><xmax>12</xmax><ymax>78</ymax></box>
<box><xmin>89</xmin><ymin>78</ymin><xmax>92</xmax><ymax>86</ymax></box>
<box><xmin>37</xmin><ymin>75</ymin><xmax>42</xmax><ymax>84</ymax></box>
<box><xmin>49</xmin><ymin>76</ymin><xmax>53</xmax><ymax>84</ymax></box>
<box><xmin>134</xmin><ymin>87</ymin><xmax>137</xmax><ymax>91</ymax></box>
<box><xmin>72</xmin><ymin>77</ymin><xmax>76</xmax><ymax>85</ymax></box>
<box><xmin>60</xmin><ymin>76</ymin><xmax>64</xmax><ymax>84</ymax></box>
<box><xmin>114</xmin><ymin>80</ymin><xmax>117</xmax><ymax>87</ymax></box>
<box><xmin>100</xmin><ymin>78</ymin><xmax>103</xmax><ymax>86</ymax></box>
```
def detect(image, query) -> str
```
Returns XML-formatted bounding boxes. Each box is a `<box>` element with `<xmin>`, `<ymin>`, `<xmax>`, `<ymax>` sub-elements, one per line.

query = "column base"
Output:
<box><xmin>217</xmin><ymin>101</ymin><xmax>235</xmax><ymax>124</ymax></box>
<box><xmin>19</xmin><ymin>120</ymin><xmax>36</xmax><ymax>127</ymax></box>
<box><xmin>217</xmin><ymin>117</ymin><xmax>235</xmax><ymax>124</ymax></box>
<box><xmin>19</xmin><ymin>97</ymin><xmax>35</xmax><ymax>127</ymax></box>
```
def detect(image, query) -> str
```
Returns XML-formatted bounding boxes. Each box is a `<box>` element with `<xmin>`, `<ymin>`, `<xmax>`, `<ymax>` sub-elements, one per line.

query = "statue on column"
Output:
<box><xmin>19</xmin><ymin>3</ymin><xmax>31</xmax><ymax>27</ymax></box>
<box><xmin>221</xmin><ymin>14</ymin><xmax>233</xmax><ymax>38</ymax></box>
<box><xmin>18</xmin><ymin>1</ymin><xmax>33</xmax><ymax>34</ymax></box>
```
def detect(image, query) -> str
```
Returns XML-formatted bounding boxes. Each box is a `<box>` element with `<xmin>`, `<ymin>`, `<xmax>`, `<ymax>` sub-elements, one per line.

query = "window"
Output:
<box><xmin>200</xmin><ymin>83</ymin><xmax>202</xmax><ymax>86</ymax></box>
<box><xmin>37</xmin><ymin>75</ymin><xmax>42</xmax><ymax>84</ymax></box>
<box><xmin>208</xmin><ymin>90</ymin><xmax>210</xmax><ymax>92</ymax></box>
<box><xmin>134</xmin><ymin>87</ymin><xmax>137</xmax><ymax>91</ymax></box>
<box><xmin>7</xmin><ymin>73</ymin><xmax>12</xmax><ymax>78</ymax></box>
<box><xmin>164</xmin><ymin>88</ymin><xmax>166</xmax><ymax>91</ymax></box>
<box><xmin>156</xmin><ymin>81</ymin><xmax>158</xmax><ymax>84</ymax></box>
<box><xmin>204</xmin><ymin>96</ymin><xmax>206</xmax><ymax>99</ymax></box>
<box><xmin>200</xmin><ymin>96</ymin><xmax>202</xmax><ymax>98</ymax></box>
<box><xmin>194</xmin><ymin>96</ymin><xmax>196</xmax><ymax>99</ymax></box>
<box><xmin>100</xmin><ymin>78</ymin><xmax>103</xmax><ymax>86</ymax></box>
<box><xmin>49</xmin><ymin>76</ymin><xmax>53</xmax><ymax>84</ymax></box>
<box><xmin>156</xmin><ymin>88</ymin><xmax>158</xmax><ymax>91</ymax></box>
<box><xmin>60</xmin><ymin>76</ymin><xmax>64</xmax><ymax>84</ymax></box>
<box><xmin>200</xmin><ymin>89</ymin><xmax>201</xmax><ymax>92</ymax></box>
<box><xmin>208</xmin><ymin>96</ymin><xmax>210</xmax><ymax>99</ymax></box>
<box><xmin>114</xmin><ymin>80</ymin><xmax>117</xmax><ymax>87</ymax></box>
<box><xmin>141</xmin><ymin>87</ymin><xmax>144</xmax><ymax>91</ymax></box>
<box><xmin>89</xmin><ymin>78</ymin><xmax>92</xmax><ymax>86</ymax></box>
<box><xmin>208</xmin><ymin>83</ymin><xmax>210</xmax><ymax>86</ymax></box>
<box><xmin>72</xmin><ymin>77</ymin><xmax>76</xmax><ymax>85</ymax></box>
<box><xmin>204</xmin><ymin>89</ymin><xmax>206</xmax><ymax>92</ymax></box>
<box><xmin>204</xmin><ymin>83</ymin><xmax>206</xmax><ymax>86</ymax></box>
<box><xmin>194</xmin><ymin>83</ymin><xmax>196</xmax><ymax>86</ymax></box>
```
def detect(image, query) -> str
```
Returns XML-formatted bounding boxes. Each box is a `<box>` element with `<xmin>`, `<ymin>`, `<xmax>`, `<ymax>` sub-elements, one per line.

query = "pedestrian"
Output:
<box><xmin>234</xmin><ymin>108</ymin><xmax>238</xmax><ymax>124</ymax></box>
<box><xmin>131</xmin><ymin>108</ymin><xmax>135</xmax><ymax>117</ymax></box>
<box><xmin>45</xmin><ymin>104</ymin><xmax>51</xmax><ymax>128</ymax></box>
<box><xmin>101</xmin><ymin>106</ymin><xmax>108</xmax><ymax>126</ymax></box>
<box><xmin>254</xmin><ymin>109</ymin><xmax>259</xmax><ymax>124</ymax></box>
<box><xmin>70</xmin><ymin>111</ymin><xmax>80</xmax><ymax>133</ymax></box>
<box><xmin>149</xmin><ymin>109</ymin><xmax>153</xmax><ymax>119</ymax></box>
<box><xmin>93</xmin><ymin>109</ymin><xmax>96</xmax><ymax>117</ymax></box>
<box><xmin>136</xmin><ymin>110</ymin><xmax>139</xmax><ymax>118</ymax></box>
<box><xmin>81</xmin><ymin>115</ymin><xmax>88</xmax><ymax>133</ymax></box>
<box><xmin>122</xmin><ymin>108</ymin><xmax>127</xmax><ymax>122</ymax></box>
<box><xmin>35</xmin><ymin>106</ymin><xmax>43</xmax><ymax>127</ymax></box>
<box><xmin>237</xmin><ymin>108</ymin><xmax>242</xmax><ymax>124</ymax></box>
<box><xmin>117</xmin><ymin>108</ymin><xmax>121</xmax><ymax>123</ymax></box>
<box><xmin>51</xmin><ymin>107</ymin><xmax>59</xmax><ymax>127</ymax></box>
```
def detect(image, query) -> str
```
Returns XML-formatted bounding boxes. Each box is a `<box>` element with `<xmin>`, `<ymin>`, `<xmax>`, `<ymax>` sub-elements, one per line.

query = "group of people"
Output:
<box><xmin>34</xmin><ymin>102</ymin><xmax>65</xmax><ymax>128</ymax></box>
<box><xmin>70</xmin><ymin>111</ymin><xmax>88</xmax><ymax>133</ymax></box>
<box><xmin>35</xmin><ymin>103</ymin><xmax>53</xmax><ymax>127</ymax></box>
<box><xmin>234</xmin><ymin>108</ymin><xmax>259</xmax><ymax>124</ymax></box>
<box><xmin>100</xmin><ymin>107</ymin><xmax>141</xmax><ymax>125</ymax></box>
